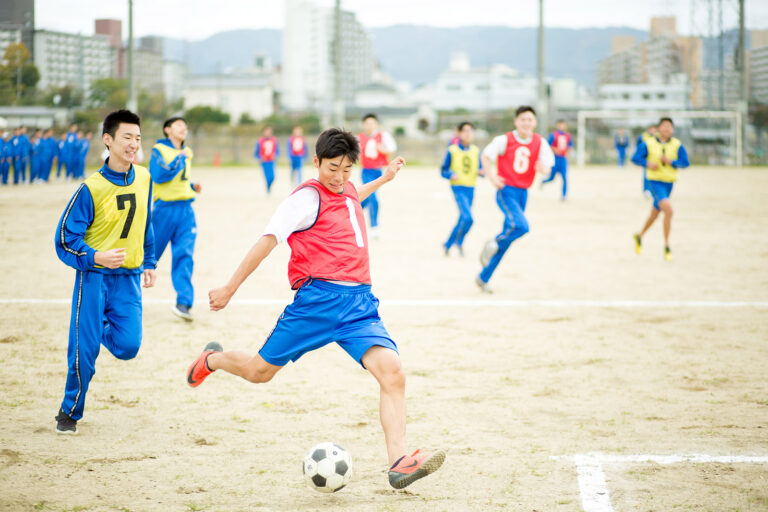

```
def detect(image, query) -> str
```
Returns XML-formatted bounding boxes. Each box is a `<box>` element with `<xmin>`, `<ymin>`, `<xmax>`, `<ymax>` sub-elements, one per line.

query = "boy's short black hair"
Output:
<box><xmin>102</xmin><ymin>109</ymin><xmax>140</xmax><ymax>138</ymax></box>
<box><xmin>659</xmin><ymin>117</ymin><xmax>674</xmax><ymax>126</ymax></box>
<box><xmin>556</xmin><ymin>119</ymin><xmax>566</xmax><ymax>124</ymax></box>
<box><xmin>515</xmin><ymin>105</ymin><xmax>536</xmax><ymax>117</ymax></box>
<box><xmin>163</xmin><ymin>116</ymin><xmax>187</xmax><ymax>133</ymax></box>
<box><xmin>457</xmin><ymin>121</ymin><xmax>474</xmax><ymax>131</ymax></box>
<box><xmin>315</xmin><ymin>128</ymin><xmax>360</xmax><ymax>165</ymax></box>
<box><xmin>362</xmin><ymin>113</ymin><xmax>378</xmax><ymax>122</ymax></box>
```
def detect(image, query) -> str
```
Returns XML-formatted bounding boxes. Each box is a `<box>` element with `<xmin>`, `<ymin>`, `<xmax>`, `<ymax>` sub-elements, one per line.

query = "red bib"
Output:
<box><xmin>551</xmin><ymin>131</ymin><xmax>571</xmax><ymax>157</ymax></box>
<box><xmin>358</xmin><ymin>132</ymin><xmax>389</xmax><ymax>169</ymax></box>
<box><xmin>289</xmin><ymin>136</ymin><xmax>305</xmax><ymax>156</ymax></box>
<box><xmin>259</xmin><ymin>137</ymin><xmax>277</xmax><ymax>161</ymax></box>
<box><xmin>287</xmin><ymin>180</ymin><xmax>371</xmax><ymax>289</ymax></box>
<box><xmin>497</xmin><ymin>132</ymin><xmax>542</xmax><ymax>189</ymax></box>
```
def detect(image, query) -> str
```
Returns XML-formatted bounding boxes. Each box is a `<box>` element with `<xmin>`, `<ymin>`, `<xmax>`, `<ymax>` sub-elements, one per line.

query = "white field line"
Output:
<box><xmin>553</xmin><ymin>453</ymin><xmax>768</xmax><ymax>512</ymax></box>
<box><xmin>1</xmin><ymin>298</ymin><xmax>768</xmax><ymax>308</ymax></box>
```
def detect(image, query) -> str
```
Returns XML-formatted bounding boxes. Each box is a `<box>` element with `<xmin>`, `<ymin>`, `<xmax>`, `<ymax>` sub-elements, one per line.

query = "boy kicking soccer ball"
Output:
<box><xmin>186</xmin><ymin>128</ymin><xmax>445</xmax><ymax>489</ymax></box>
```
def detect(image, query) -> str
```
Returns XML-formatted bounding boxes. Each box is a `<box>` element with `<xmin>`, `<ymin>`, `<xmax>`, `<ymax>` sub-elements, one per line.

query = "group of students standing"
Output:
<box><xmin>0</xmin><ymin>124</ymin><xmax>92</xmax><ymax>185</ymax></box>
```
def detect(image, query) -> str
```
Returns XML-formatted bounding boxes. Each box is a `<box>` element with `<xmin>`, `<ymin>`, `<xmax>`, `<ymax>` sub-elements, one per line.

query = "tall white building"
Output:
<box><xmin>282</xmin><ymin>0</ymin><xmax>374</xmax><ymax>114</ymax></box>
<box><xmin>33</xmin><ymin>29</ymin><xmax>113</xmax><ymax>96</ymax></box>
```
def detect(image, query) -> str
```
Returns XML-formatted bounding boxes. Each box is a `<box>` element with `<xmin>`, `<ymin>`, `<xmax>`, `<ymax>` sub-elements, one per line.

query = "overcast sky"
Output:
<box><xmin>35</xmin><ymin>0</ymin><xmax>767</xmax><ymax>40</ymax></box>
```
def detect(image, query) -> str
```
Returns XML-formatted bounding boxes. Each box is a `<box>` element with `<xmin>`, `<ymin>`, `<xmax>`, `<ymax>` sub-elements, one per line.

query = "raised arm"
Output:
<box><xmin>209</xmin><ymin>235</ymin><xmax>278</xmax><ymax>311</ymax></box>
<box><xmin>357</xmin><ymin>156</ymin><xmax>405</xmax><ymax>202</ymax></box>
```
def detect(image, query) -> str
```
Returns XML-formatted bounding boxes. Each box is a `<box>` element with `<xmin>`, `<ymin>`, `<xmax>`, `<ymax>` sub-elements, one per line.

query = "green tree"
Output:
<box><xmin>2</xmin><ymin>42</ymin><xmax>39</xmax><ymax>102</ymax></box>
<box><xmin>89</xmin><ymin>78</ymin><xmax>128</xmax><ymax>109</ymax></box>
<box><xmin>239</xmin><ymin>112</ymin><xmax>257</xmax><ymax>125</ymax></box>
<box><xmin>45</xmin><ymin>85</ymin><xmax>83</xmax><ymax>108</ymax></box>
<box><xmin>185</xmin><ymin>105</ymin><xmax>230</xmax><ymax>125</ymax></box>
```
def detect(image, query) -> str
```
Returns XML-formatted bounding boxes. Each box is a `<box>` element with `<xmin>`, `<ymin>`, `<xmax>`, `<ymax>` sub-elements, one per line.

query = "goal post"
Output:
<box><xmin>575</xmin><ymin>110</ymin><xmax>742</xmax><ymax>167</ymax></box>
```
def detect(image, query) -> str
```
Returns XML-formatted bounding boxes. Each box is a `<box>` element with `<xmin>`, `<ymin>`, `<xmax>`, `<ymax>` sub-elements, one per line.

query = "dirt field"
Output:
<box><xmin>1</xmin><ymin>164</ymin><xmax>767</xmax><ymax>512</ymax></box>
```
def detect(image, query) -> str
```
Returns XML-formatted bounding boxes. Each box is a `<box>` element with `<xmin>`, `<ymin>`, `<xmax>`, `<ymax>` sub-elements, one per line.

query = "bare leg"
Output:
<box><xmin>207</xmin><ymin>351</ymin><xmax>282</xmax><ymax>383</ymax></box>
<box><xmin>659</xmin><ymin>200</ymin><xmax>673</xmax><ymax>246</ymax></box>
<box><xmin>362</xmin><ymin>346</ymin><xmax>407</xmax><ymax>465</ymax></box>
<box><xmin>639</xmin><ymin>208</ymin><xmax>660</xmax><ymax>238</ymax></box>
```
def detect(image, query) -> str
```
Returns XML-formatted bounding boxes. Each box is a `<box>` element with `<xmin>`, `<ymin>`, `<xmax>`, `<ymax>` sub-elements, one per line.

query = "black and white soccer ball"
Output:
<box><xmin>302</xmin><ymin>442</ymin><xmax>353</xmax><ymax>493</ymax></box>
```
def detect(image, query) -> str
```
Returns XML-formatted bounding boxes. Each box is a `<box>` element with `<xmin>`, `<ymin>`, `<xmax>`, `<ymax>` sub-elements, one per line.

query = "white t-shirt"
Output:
<box><xmin>358</xmin><ymin>131</ymin><xmax>397</xmax><ymax>154</ymax></box>
<box><xmin>482</xmin><ymin>131</ymin><xmax>555</xmax><ymax>169</ymax></box>
<box><xmin>262</xmin><ymin>187</ymin><xmax>320</xmax><ymax>244</ymax></box>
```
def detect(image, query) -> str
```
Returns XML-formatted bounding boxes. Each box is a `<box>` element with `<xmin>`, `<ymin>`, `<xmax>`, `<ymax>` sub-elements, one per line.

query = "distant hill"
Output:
<box><xmin>162</xmin><ymin>25</ymin><xmax>648</xmax><ymax>86</ymax></box>
<box><xmin>163</xmin><ymin>29</ymin><xmax>281</xmax><ymax>74</ymax></box>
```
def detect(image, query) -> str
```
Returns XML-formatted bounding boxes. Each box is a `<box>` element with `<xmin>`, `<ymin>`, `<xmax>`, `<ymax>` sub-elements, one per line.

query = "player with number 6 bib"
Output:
<box><xmin>53</xmin><ymin>110</ymin><xmax>157</xmax><ymax>434</ymax></box>
<box><xmin>150</xmin><ymin>117</ymin><xmax>202</xmax><ymax>321</ymax></box>
<box><xmin>188</xmin><ymin>128</ymin><xmax>445</xmax><ymax>489</ymax></box>
<box><xmin>476</xmin><ymin>106</ymin><xmax>555</xmax><ymax>293</ymax></box>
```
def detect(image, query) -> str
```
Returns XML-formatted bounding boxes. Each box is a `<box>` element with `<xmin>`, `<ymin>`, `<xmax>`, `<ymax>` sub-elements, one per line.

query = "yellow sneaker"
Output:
<box><xmin>633</xmin><ymin>234</ymin><xmax>642</xmax><ymax>255</ymax></box>
<box><xmin>664</xmin><ymin>247</ymin><xmax>673</xmax><ymax>261</ymax></box>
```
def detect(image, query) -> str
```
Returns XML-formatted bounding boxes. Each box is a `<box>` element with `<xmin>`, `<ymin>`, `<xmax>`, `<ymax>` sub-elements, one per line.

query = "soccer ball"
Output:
<box><xmin>302</xmin><ymin>442</ymin><xmax>353</xmax><ymax>493</ymax></box>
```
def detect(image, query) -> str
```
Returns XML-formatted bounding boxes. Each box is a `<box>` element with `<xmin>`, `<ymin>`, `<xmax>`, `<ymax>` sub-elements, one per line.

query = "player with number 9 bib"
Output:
<box><xmin>53</xmin><ymin>110</ymin><xmax>157</xmax><ymax>434</ymax></box>
<box><xmin>188</xmin><ymin>128</ymin><xmax>445</xmax><ymax>490</ymax></box>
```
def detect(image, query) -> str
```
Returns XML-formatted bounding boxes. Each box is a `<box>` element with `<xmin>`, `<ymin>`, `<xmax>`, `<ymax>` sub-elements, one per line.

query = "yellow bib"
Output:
<box><xmin>83</xmin><ymin>165</ymin><xmax>151</xmax><ymax>269</ymax></box>
<box><xmin>152</xmin><ymin>143</ymin><xmax>195</xmax><ymax>202</ymax></box>
<box><xmin>645</xmin><ymin>137</ymin><xmax>682</xmax><ymax>183</ymax></box>
<box><xmin>448</xmin><ymin>144</ymin><xmax>480</xmax><ymax>187</ymax></box>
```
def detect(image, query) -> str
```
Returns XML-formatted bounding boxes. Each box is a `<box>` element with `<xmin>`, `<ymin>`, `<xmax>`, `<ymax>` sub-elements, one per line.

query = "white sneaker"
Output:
<box><xmin>479</xmin><ymin>240</ymin><xmax>498</xmax><ymax>268</ymax></box>
<box><xmin>172</xmin><ymin>304</ymin><xmax>194</xmax><ymax>322</ymax></box>
<box><xmin>475</xmin><ymin>276</ymin><xmax>493</xmax><ymax>294</ymax></box>
<box><xmin>369</xmin><ymin>227</ymin><xmax>380</xmax><ymax>240</ymax></box>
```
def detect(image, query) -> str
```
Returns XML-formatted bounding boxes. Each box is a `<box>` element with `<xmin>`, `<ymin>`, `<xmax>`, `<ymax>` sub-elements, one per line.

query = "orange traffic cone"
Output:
<box><xmin>213</xmin><ymin>152</ymin><xmax>220</xmax><ymax>167</ymax></box>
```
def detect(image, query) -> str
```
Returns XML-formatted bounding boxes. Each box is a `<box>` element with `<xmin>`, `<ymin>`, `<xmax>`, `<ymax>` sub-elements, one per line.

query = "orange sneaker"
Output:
<box><xmin>388</xmin><ymin>449</ymin><xmax>446</xmax><ymax>489</ymax></box>
<box><xmin>187</xmin><ymin>342</ymin><xmax>223</xmax><ymax>387</ymax></box>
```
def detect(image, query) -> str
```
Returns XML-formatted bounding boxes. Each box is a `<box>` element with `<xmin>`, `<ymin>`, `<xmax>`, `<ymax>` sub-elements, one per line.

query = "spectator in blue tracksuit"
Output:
<box><xmin>41</xmin><ymin>128</ymin><xmax>57</xmax><ymax>182</ymax></box>
<box><xmin>63</xmin><ymin>124</ymin><xmax>78</xmax><ymax>179</ymax></box>
<box><xmin>56</xmin><ymin>133</ymin><xmax>67</xmax><ymax>179</ymax></box>
<box><xmin>30</xmin><ymin>129</ymin><xmax>43</xmax><ymax>183</ymax></box>
<box><xmin>11</xmin><ymin>127</ymin><xmax>28</xmax><ymax>184</ymax></box>
<box><xmin>76</xmin><ymin>131</ymin><xmax>92</xmax><ymax>179</ymax></box>
<box><xmin>614</xmin><ymin>128</ymin><xmax>629</xmax><ymax>167</ymax></box>
<box><xmin>149</xmin><ymin>117</ymin><xmax>201</xmax><ymax>321</ymax></box>
<box><xmin>286</xmin><ymin>125</ymin><xmax>308</xmax><ymax>186</ymax></box>
<box><xmin>0</xmin><ymin>132</ymin><xmax>10</xmax><ymax>185</ymax></box>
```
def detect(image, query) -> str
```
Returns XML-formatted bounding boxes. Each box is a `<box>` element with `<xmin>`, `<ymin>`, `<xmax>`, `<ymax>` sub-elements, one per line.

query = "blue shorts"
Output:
<box><xmin>648</xmin><ymin>180</ymin><xmax>673</xmax><ymax>210</ymax></box>
<box><xmin>259</xmin><ymin>280</ymin><xmax>397</xmax><ymax>368</ymax></box>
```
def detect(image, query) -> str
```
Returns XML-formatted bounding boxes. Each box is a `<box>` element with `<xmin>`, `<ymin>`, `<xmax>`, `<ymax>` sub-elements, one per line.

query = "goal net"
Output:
<box><xmin>575</xmin><ymin>110</ymin><xmax>742</xmax><ymax>167</ymax></box>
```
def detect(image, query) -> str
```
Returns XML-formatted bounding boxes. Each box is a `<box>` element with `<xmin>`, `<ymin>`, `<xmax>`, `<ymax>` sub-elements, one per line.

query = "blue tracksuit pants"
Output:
<box><xmin>13</xmin><ymin>157</ymin><xmax>26</xmax><ymax>184</ymax></box>
<box><xmin>361</xmin><ymin>168</ymin><xmax>382</xmax><ymax>227</ymax></box>
<box><xmin>290</xmin><ymin>156</ymin><xmax>303</xmax><ymax>185</ymax></box>
<box><xmin>479</xmin><ymin>186</ymin><xmax>529</xmax><ymax>283</ymax></box>
<box><xmin>444</xmin><ymin>185</ymin><xmax>474</xmax><ymax>250</ymax></box>
<box><xmin>542</xmin><ymin>155</ymin><xmax>568</xmax><ymax>198</ymax></box>
<box><xmin>152</xmin><ymin>201</ymin><xmax>196</xmax><ymax>308</ymax></box>
<box><xmin>62</xmin><ymin>271</ymin><xmax>143</xmax><ymax>421</ymax></box>
<box><xmin>0</xmin><ymin>161</ymin><xmax>8</xmax><ymax>184</ymax></box>
<box><xmin>261</xmin><ymin>161</ymin><xmax>276</xmax><ymax>192</ymax></box>
<box><xmin>617</xmin><ymin>147</ymin><xmax>627</xmax><ymax>167</ymax></box>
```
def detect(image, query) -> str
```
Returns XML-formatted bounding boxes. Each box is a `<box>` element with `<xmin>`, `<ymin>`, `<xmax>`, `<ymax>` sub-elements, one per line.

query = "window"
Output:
<box><xmin>657</xmin><ymin>93</ymin><xmax>666</xmax><ymax>100</ymax></box>
<box><xmin>642</xmin><ymin>93</ymin><xmax>651</xmax><ymax>100</ymax></box>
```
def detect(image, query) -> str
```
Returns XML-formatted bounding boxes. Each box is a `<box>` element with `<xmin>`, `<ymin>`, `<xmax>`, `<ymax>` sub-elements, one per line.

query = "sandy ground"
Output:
<box><xmin>1</xmin><ymin>164</ymin><xmax>767</xmax><ymax>512</ymax></box>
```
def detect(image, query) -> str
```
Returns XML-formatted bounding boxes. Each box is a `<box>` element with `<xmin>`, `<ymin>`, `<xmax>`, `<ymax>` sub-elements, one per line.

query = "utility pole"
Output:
<box><xmin>333</xmin><ymin>0</ymin><xmax>344</xmax><ymax>127</ymax></box>
<box><xmin>737</xmin><ymin>0</ymin><xmax>747</xmax><ymax>165</ymax></box>
<box><xmin>127</xmin><ymin>0</ymin><xmax>137</xmax><ymax>112</ymax></box>
<box><xmin>537</xmin><ymin>0</ymin><xmax>547</xmax><ymax>133</ymax></box>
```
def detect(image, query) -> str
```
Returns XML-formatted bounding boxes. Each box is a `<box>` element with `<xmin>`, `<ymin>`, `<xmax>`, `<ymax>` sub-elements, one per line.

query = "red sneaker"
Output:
<box><xmin>388</xmin><ymin>449</ymin><xmax>446</xmax><ymax>489</ymax></box>
<box><xmin>187</xmin><ymin>342</ymin><xmax>223</xmax><ymax>387</ymax></box>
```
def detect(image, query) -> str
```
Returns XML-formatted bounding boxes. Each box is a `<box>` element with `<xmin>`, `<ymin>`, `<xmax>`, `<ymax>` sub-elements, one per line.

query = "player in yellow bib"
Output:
<box><xmin>631</xmin><ymin>117</ymin><xmax>690</xmax><ymax>261</ymax></box>
<box><xmin>149</xmin><ymin>117</ymin><xmax>202</xmax><ymax>321</ymax></box>
<box><xmin>53</xmin><ymin>110</ymin><xmax>157</xmax><ymax>434</ymax></box>
<box><xmin>440</xmin><ymin>121</ymin><xmax>483</xmax><ymax>256</ymax></box>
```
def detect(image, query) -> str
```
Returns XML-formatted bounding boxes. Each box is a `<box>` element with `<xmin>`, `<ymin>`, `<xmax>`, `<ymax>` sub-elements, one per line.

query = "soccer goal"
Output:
<box><xmin>575</xmin><ymin>110</ymin><xmax>742</xmax><ymax>167</ymax></box>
